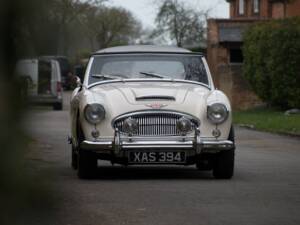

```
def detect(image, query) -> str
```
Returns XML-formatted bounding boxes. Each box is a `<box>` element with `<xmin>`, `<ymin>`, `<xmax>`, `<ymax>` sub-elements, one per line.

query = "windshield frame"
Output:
<box><xmin>84</xmin><ymin>53</ymin><xmax>213</xmax><ymax>89</ymax></box>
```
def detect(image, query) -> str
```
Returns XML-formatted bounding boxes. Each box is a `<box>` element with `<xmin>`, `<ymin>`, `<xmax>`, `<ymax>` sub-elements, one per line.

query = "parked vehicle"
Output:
<box><xmin>72</xmin><ymin>58</ymin><xmax>89</xmax><ymax>89</ymax></box>
<box><xmin>16</xmin><ymin>58</ymin><xmax>63</xmax><ymax>110</ymax></box>
<box><xmin>40</xmin><ymin>56</ymin><xmax>72</xmax><ymax>89</ymax></box>
<box><xmin>69</xmin><ymin>45</ymin><xmax>235</xmax><ymax>179</ymax></box>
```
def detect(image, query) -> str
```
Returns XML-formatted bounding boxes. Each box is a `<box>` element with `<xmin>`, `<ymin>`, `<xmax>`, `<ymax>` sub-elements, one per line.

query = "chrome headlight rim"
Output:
<box><xmin>176</xmin><ymin>117</ymin><xmax>193</xmax><ymax>135</ymax></box>
<box><xmin>123</xmin><ymin>117</ymin><xmax>139</xmax><ymax>135</ymax></box>
<box><xmin>84</xmin><ymin>103</ymin><xmax>105</xmax><ymax>124</ymax></box>
<box><xmin>207</xmin><ymin>103</ymin><xmax>229</xmax><ymax>124</ymax></box>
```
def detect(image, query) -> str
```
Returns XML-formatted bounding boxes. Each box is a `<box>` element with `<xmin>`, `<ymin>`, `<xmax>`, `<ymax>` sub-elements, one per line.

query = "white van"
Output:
<box><xmin>16</xmin><ymin>59</ymin><xmax>63</xmax><ymax>110</ymax></box>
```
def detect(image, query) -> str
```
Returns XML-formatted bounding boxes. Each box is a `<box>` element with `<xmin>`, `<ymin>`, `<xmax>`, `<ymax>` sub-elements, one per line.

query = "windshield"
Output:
<box><xmin>88</xmin><ymin>54</ymin><xmax>209</xmax><ymax>85</ymax></box>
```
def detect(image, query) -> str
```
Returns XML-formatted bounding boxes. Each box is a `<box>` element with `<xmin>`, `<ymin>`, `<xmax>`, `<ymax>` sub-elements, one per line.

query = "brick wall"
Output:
<box><xmin>286</xmin><ymin>0</ymin><xmax>300</xmax><ymax>17</ymax></box>
<box><xmin>207</xmin><ymin>19</ymin><xmax>263</xmax><ymax>109</ymax></box>
<box><xmin>208</xmin><ymin>0</ymin><xmax>300</xmax><ymax>109</ymax></box>
<box><xmin>228</xmin><ymin>0</ymin><xmax>300</xmax><ymax>19</ymax></box>
<box><xmin>272</xmin><ymin>2</ymin><xmax>285</xmax><ymax>18</ymax></box>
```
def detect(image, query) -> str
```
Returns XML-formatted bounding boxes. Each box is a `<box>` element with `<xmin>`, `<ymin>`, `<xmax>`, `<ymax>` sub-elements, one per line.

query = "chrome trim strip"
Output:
<box><xmin>80</xmin><ymin>141</ymin><xmax>112</xmax><ymax>150</ymax></box>
<box><xmin>80</xmin><ymin>139</ymin><xmax>234</xmax><ymax>151</ymax></box>
<box><xmin>122</xmin><ymin>140</ymin><xmax>194</xmax><ymax>149</ymax></box>
<box><xmin>87</xmin><ymin>79</ymin><xmax>210</xmax><ymax>90</ymax></box>
<box><xmin>112</xmin><ymin>110</ymin><xmax>200</xmax><ymax>127</ymax></box>
<box><xmin>119</xmin><ymin>135</ymin><xmax>195</xmax><ymax>141</ymax></box>
<box><xmin>200</xmin><ymin>140</ymin><xmax>234</xmax><ymax>150</ymax></box>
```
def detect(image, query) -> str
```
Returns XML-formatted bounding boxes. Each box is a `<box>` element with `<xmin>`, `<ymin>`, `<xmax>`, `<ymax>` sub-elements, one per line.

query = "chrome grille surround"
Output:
<box><xmin>113</xmin><ymin>111</ymin><xmax>200</xmax><ymax>136</ymax></box>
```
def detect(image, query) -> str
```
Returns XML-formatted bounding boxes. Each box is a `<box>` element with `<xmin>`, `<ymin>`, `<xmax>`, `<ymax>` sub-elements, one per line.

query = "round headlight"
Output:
<box><xmin>123</xmin><ymin>117</ymin><xmax>139</xmax><ymax>135</ymax></box>
<box><xmin>176</xmin><ymin>117</ymin><xmax>192</xmax><ymax>135</ymax></box>
<box><xmin>207</xmin><ymin>103</ymin><xmax>228</xmax><ymax>124</ymax></box>
<box><xmin>84</xmin><ymin>104</ymin><xmax>105</xmax><ymax>124</ymax></box>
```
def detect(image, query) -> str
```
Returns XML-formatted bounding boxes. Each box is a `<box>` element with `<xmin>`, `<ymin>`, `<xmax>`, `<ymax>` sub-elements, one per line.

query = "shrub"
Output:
<box><xmin>243</xmin><ymin>17</ymin><xmax>300</xmax><ymax>109</ymax></box>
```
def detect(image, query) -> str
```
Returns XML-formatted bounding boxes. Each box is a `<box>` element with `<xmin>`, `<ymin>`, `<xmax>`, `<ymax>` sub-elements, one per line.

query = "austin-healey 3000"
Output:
<box><xmin>69</xmin><ymin>45</ymin><xmax>235</xmax><ymax>179</ymax></box>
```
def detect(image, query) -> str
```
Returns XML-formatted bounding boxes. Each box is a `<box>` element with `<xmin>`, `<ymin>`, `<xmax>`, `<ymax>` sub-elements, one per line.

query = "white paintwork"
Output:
<box><xmin>51</xmin><ymin>60</ymin><xmax>62</xmax><ymax>96</ymax></box>
<box><xmin>16</xmin><ymin>59</ymin><xmax>39</xmax><ymax>96</ymax></box>
<box><xmin>70</xmin><ymin>46</ymin><xmax>232</xmax><ymax>146</ymax></box>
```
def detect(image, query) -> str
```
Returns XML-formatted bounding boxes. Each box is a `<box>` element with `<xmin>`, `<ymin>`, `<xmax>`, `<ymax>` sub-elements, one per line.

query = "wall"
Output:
<box><xmin>229</xmin><ymin>0</ymin><xmax>300</xmax><ymax>19</ymax></box>
<box><xmin>272</xmin><ymin>2</ymin><xmax>285</xmax><ymax>18</ymax></box>
<box><xmin>207</xmin><ymin>19</ymin><xmax>262</xmax><ymax>109</ymax></box>
<box><xmin>286</xmin><ymin>0</ymin><xmax>300</xmax><ymax>17</ymax></box>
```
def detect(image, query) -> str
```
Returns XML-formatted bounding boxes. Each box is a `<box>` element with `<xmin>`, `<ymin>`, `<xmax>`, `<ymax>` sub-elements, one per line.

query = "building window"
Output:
<box><xmin>239</xmin><ymin>0</ymin><xmax>245</xmax><ymax>15</ymax></box>
<box><xmin>230</xmin><ymin>49</ymin><xmax>244</xmax><ymax>64</ymax></box>
<box><xmin>253</xmin><ymin>0</ymin><xmax>260</xmax><ymax>13</ymax></box>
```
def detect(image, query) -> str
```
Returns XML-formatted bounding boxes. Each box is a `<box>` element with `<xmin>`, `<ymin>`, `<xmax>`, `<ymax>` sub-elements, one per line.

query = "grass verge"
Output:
<box><xmin>233</xmin><ymin>108</ymin><xmax>300</xmax><ymax>136</ymax></box>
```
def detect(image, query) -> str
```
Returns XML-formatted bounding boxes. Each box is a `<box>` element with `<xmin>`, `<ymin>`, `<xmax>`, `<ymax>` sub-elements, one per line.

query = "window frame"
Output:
<box><xmin>253</xmin><ymin>0</ymin><xmax>260</xmax><ymax>14</ymax></box>
<box><xmin>86</xmin><ymin>53</ymin><xmax>211</xmax><ymax>88</ymax></box>
<box><xmin>238</xmin><ymin>0</ymin><xmax>245</xmax><ymax>15</ymax></box>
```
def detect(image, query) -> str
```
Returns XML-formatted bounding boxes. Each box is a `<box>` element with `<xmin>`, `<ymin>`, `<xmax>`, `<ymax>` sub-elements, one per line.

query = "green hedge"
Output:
<box><xmin>243</xmin><ymin>17</ymin><xmax>300</xmax><ymax>109</ymax></box>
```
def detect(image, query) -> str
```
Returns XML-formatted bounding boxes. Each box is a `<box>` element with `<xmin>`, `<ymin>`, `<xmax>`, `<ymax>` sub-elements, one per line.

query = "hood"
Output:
<box><xmin>89</xmin><ymin>81</ymin><xmax>211</xmax><ymax>118</ymax></box>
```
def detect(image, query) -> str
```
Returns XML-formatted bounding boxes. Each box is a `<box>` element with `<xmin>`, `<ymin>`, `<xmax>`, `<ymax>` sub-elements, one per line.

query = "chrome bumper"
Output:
<box><xmin>80</xmin><ymin>129</ymin><xmax>235</xmax><ymax>155</ymax></box>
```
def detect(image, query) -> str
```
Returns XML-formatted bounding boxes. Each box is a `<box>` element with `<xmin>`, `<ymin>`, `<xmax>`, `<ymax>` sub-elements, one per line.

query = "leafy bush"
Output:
<box><xmin>243</xmin><ymin>17</ymin><xmax>300</xmax><ymax>109</ymax></box>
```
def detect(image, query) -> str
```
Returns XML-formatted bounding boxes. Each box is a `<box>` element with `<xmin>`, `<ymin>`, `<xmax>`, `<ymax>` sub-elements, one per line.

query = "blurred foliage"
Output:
<box><xmin>243</xmin><ymin>17</ymin><xmax>300</xmax><ymax>109</ymax></box>
<box><xmin>153</xmin><ymin>0</ymin><xmax>207</xmax><ymax>47</ymax></box>
<box><xmin>0</xmin><ymin>0</ymin><xmax>142</xmax><ymax>223</ymax></box>
<box><xmin>2</xmin><ymin>0</ymin><xmax>141</xmax><ymax>60</ymax></box>
<box><xmin>0</xmin><ymin>1</ymin><xmax>62</xmax><ymax>224</ymax></box>
<box><xmin>0</xmin><ymin>80</ymin><xmax>58</xmax><ymax>225</ymax></box>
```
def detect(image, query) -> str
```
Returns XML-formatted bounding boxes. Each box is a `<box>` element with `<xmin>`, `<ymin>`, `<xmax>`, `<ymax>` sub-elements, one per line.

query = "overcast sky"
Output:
<box><xmin>105</xmin><ymin>0</ymin><xmax>229</xmax><ymax>28</ymax></box>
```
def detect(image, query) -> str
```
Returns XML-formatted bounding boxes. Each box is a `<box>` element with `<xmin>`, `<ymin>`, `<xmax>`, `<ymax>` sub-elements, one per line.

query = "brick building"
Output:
<box><xmin>207</xmin><ymin>0</ymin><xmax>300</xmax><ymax>109</ymax></box>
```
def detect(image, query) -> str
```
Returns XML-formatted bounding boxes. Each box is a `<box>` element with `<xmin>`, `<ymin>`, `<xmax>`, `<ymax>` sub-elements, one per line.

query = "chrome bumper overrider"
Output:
<box><xmin>80</xmin><ymin>129</ymin><xmax>235</xmax><ymax>154</ymax></box>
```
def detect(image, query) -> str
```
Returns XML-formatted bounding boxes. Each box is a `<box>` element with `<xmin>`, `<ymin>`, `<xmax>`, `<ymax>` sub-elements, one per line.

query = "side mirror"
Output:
<box><xmin>74</xmin><ymin>65</ymin><xmax>85</xmax><ymax>81</ymax></box>
<box><xmin>75</xmin><ymin>76</ymin><xmax>82</xmax><ymax>87</ymax></box>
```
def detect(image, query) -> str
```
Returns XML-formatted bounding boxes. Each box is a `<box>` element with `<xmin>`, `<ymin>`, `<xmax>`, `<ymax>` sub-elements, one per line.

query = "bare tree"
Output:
<box><xmin>154</xmin><ymin>0</ymin><xmax>206</xmax><ymax>47</ymax></box>
<box><xmin>80</xmin><ymin>6</ymin><xmax>142</xmax><ymax>50</ymax></box>
<box><xmin>51</xmin><ymin>0</ymin><xmax>107</xmax><ymax>54</ymax></box>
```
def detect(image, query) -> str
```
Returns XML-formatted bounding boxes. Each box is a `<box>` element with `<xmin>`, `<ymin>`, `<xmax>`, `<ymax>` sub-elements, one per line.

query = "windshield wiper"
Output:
<box><xmin>139</xmin><ymin>72</ymin><xmax>168</xmax><ymax>79</ymax></box>
<box><xmin>91</xmin><ymin>74</ymin><xmax>127</xmax><ymax>80</ymax></box>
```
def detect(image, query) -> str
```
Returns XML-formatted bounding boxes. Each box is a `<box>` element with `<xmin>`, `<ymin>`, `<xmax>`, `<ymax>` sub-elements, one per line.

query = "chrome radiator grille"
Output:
<box><xmin>113</xmin><ymin>112</ymin><xmax>199</xmax><ymax>136</ymax></box>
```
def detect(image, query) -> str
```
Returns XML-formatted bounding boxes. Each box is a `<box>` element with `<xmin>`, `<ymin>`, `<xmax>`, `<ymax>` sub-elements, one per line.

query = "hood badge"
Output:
<box><xmin>146</xmin><ymin>103</ymin><xmax>168</xmax><ymax>109</ymax></box>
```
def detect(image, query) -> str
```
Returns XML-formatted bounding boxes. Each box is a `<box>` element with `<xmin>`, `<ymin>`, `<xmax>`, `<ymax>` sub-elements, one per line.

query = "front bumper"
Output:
<box><xmin>79</xmin><ymin>129</ymin><xmax>235</xmax><ymax>155</ymax></box>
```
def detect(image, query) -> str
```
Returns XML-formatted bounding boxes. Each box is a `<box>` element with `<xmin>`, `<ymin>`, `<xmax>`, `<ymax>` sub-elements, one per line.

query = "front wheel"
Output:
<box><xmin>213</xmin><ymin>149</ymin><xmax>235</xmax><ymax>179</ymax></box>
<box><xmin>77</xmin><ymin>149</ymin><xmax>97</xmax><ymax>179</ymax></box>
<box><xmin>71</xmin><ymin>146</ymin><xmax>78</xmax><ymax>170</ymax></box>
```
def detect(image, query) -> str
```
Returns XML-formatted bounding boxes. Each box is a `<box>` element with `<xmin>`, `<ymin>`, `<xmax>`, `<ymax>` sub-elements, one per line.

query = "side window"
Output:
<box><xmin>253</xmin><ymin>0</ymin><xmax>260</xmax><ymax>14</ymax></box>
<box><xmin>239</xmin><ymin>0</ymin><xmax>245</xmax><ymax>15</ymax></box>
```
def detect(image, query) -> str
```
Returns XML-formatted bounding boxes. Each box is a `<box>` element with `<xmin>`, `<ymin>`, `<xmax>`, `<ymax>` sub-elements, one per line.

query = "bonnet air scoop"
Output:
<box><xmin>135</xmin><ymin>95</ymin><xmax>176</xmax><ymax>101</ymax></box>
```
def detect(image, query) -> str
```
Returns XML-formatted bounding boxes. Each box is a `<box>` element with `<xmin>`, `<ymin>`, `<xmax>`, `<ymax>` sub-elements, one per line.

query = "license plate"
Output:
<box><xmin>128</xmin><ymin>151</ymin><xmax>186</xmax><ymax>164</ymax></box>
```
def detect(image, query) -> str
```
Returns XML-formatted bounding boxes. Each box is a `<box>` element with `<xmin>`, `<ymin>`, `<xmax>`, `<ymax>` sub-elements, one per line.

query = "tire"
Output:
<box><xmin>76</xmin><ymin>123</ymin><xmax>97</xmax><ymax>179</ymax></box>
<box><xmin>196</xmin><ymin>154</ymin><xmax>214</xmax><ymax>171</ymax></box>
<box><xmin>213</xmin><ymin>126</ymin><xmax>235</xmax><ymax>179</ymax></box>
<box><xmin>77</xmin><ymin>149</ymin><xmax>97</xmax><ymax>179</ymax></box>
<box><xmin>213</xmin><ymin>149</ymin><xmax>235</xmax><ymax>179</ymax></box>
<box><xmin>53</xmin><ymin>102</ymin><xmax>63</xmax><ymax>111</ymax></box>
<box><xmin>71</xmin><ymin>146</ymin><xmax>78</xmax><ymax>170</ymax></box>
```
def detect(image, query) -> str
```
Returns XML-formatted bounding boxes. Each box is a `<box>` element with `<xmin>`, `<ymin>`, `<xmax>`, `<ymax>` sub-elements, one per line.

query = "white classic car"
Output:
<box><xmin>69</xmin><ymin>45</ymin><xmax>235</xmax><ymax>179</ymax></box>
